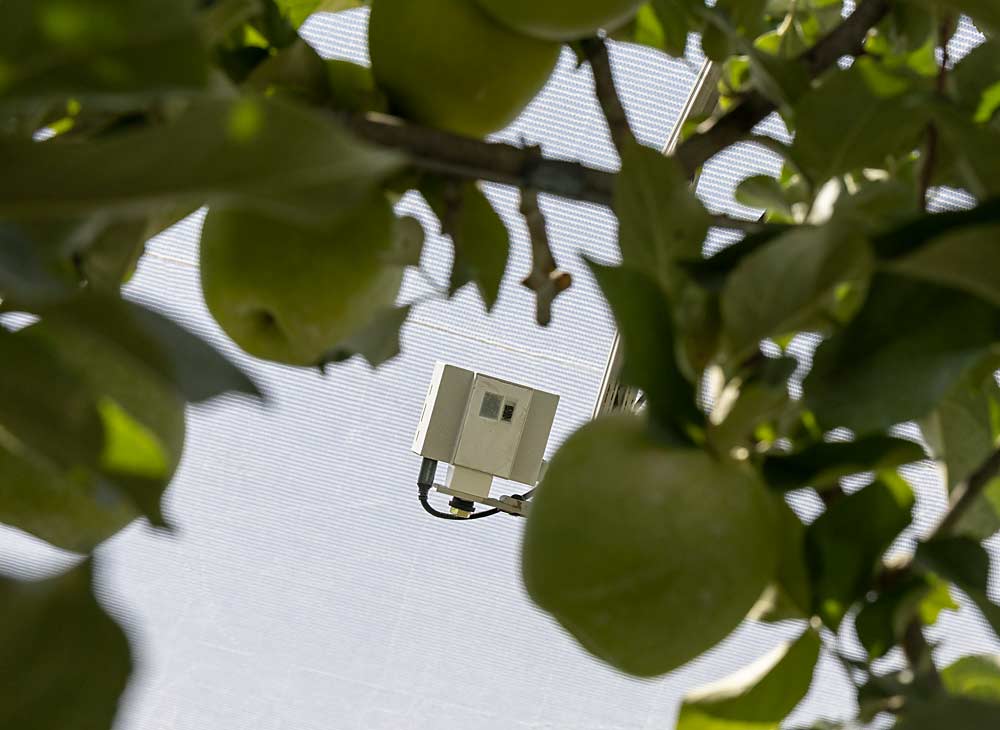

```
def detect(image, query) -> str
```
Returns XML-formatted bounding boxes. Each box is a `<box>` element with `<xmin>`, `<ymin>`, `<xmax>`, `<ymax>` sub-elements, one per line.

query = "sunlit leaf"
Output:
<box><xmin>916</xmin><ymin>537</ymin><xmax>1000</xmax><ymax>640</ymax></box>
<box><xmin>942</xmin><ymin>655</ymin><xmax>1000</xmax><ymax>703</ymax></box>
<box><xmin>855</xmin><ymin>572</ymin><xmax>957</xmax><ymax>660</ymax></box>
<box><xmin>677</xmin><ymin>629</ymin><xmax>821</xmax><ymax>730</ymax></box>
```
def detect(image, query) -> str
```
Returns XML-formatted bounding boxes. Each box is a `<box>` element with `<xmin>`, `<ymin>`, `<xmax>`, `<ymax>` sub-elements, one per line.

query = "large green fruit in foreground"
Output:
<box><xmin>368</xmin><ymin>0</ymin><xmax>560</xmax><ymax>137</ymax></box>
<box><xmin>200</xmin><ymin>196</ymin><xmax>403</xmax><ymax>367</ymax></box>
<box><xmin>522</xmin><ymin>416</ymin><xmax>777</xmax><ymax>677</ymax></box>
<box><xmin>474</xmin><ymin>0</ymin><xmax>645</xmax><ymax>40</ymax></box>
<box><xmin>0</xmin><ymin>323</ymin><xmax>186</xmax><ymax>552</ymax></box>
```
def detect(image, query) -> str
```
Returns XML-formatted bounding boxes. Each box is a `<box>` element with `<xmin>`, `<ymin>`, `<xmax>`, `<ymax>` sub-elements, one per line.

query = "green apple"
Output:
<box><xmin>199</xmin><ymin>194</ymin><xmax>404</xmax><ymax>367</ymax></box>
<box><xmin>474</xmin><ymin>0</ymin><xmax>645</xmax><ymax>40</ymax></box>
<box><xmin>522</xmin><ymin>415</ymin><xmax>777</xmax><ymax>677</ymax></box>
<box><xmin>368</xmin><ymin>0</ymin><xmax>561</xmax><ymax>137</ymax></box>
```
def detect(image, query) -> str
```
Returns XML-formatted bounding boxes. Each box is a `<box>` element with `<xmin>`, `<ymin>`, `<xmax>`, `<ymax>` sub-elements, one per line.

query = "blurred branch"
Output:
<box><xmin>341</xmin><ymin>112</ymin><xmax>617</xmax><ymax>206</ymax></box>
<box><xmin>580</xmin><ymin>36</ymin><xmax>636</xmax><ymax>156</ymax></box>
<box><xmin>674</xmin><ymin>0</ymin><xmax>892</xmax><ymax>175</ymax></box>
<box><xmin>934</xmin><ymin>448</ymin><xmax>1000</xmax><ymax>538</ymax></box>
<box><xmin>520</xmin><ymin>186</ymin><xmax>571</xmax><ymax>326</ymax></box>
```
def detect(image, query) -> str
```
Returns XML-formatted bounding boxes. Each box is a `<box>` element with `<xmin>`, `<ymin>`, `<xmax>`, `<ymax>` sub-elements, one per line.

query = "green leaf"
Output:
<box><xmin>915</xmin><ymin>537</ymin><xmax>1000</xmax><ymax>639</ymax></box>
<box><xmin>806</xmin><ymin>473</ymin><xmax>915</xmax><ymax>627</ymax></box>
<box><xmin>588</xmin><ymin>262</ymin><xmax>702</xmax><ymax>444</ymax></box>
<box><xmin>734</xmin><ymin>175</ymin><xmax>793</xmax><ymax>217</ymax></box>
<box><xmin>0</xmin><ymin>328</ymin><xmax>103</xmax><ymax>469</ymax></box>
<box><xmin>2</xmin><ymin>317</ymin><xmax>188</xmax><ymax>545</ymax></box>
<box><xmin>855</xmin><ymin>572</ymin><xmax>957</xmax><ymax>660</ymax></box>
<box><xmin>720</xmin><ymin>223</ymin><xmax>873</xmax><ymax>362</ymax></box>
<box><xmin>951</xmin><ymin>40</ymin><xmax>1000</xmax><ymax>120</ymax></box>
<box><xmin>791</xmin><ymin>60</ymin><xmax>931</xmax><ymax>185</ymax></box>
<box><xmin>896</xmin><ymin>696</ymin><xmax>1000</xmax><ymax>730</ymax></box>
<box><xmin>626</xmin><ymin>0</ymin><xmax>702</xmax><ymax>57</ymax></box>
<box><xmin>423</xmin><ymin>180</ymin><xmax>509</xmax><ymax>311</ymax></box>
<box><xmin>932</xmin><ymin>104</ymin><xmax>1000</xmax><ymax>199</ymax></box>
<box><xmin>804</xmin><ymin>275</ymin><xmax>1000</xmax><ymax>436</ymax></box>
<box><xmin>762</xmin><ymin>436</ymin><xmax>926</xmax><ymax>493</ymax></box>
<box><xmin>39</xmin><ymin>294</ymin><xmax>261</xmax><ymax>403</ymax></box>
<box><xmin>872</xmin><ymin>198</ymin><xmax>1000</xmax><ymax>260</ymax></box>
<box><xmin>887</xmin><ymin>223</ymin><xmax>1000</xmax><ymax>308</ymax></box>
<box><xmin>920</xmin><ymin>373</ymin><xmax>1000</xmax><ymax>492</ymax></box>
<box><xmin>0</xmin><ymin>96</ymin><xmax>401</xmax><ymax>225</ymax></box>
<box><xmin>387</xmin><ymin>215</ymin><xmax>425</xmax><ymax>268</ymax></box>
<box><xmin>614</xmin><ymin>141</ymin><xmax>710</xmax><ymax>294</ymax></box>
<box><xmin>320</xmin><ymin>305</ymin><xmax>412</xmax><ymax>368</ymax></box>
<box><xmin>750</xmin><ymin>496</ymin><xmax>812</xmax><ymax>622</ymax></box>
<box><xmin>677</xmin><ymin>629</ymin><xmax>821</xmax><ymax>730</ymax></box>
<box><xmin>0</xmin><ymin>0</ymin><xmax>208</xmax><ymax>106</ymax></box>
<box><xmin>0</xmin><ymin>221</ymin><xmax>77</xmax><ymax>306</ymax></box>
<box><xmin>942</xmin><ymin>655</ymin><xmax>1000</xmax><ymax>702</ymax></box>
<box><xmin>0</xmin><ymin>561</ymin><xmax>132</xmax><ymax>730</ymax></box>
<box><xmin>275</xmin><ymin>0</ymin><xmax>363</xmax><ymax>27</ymax></box>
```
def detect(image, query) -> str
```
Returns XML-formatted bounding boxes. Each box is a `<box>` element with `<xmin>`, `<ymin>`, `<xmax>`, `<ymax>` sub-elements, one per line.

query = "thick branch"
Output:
<box><xmin>341</xmin><ymin>112</ymin><xmax>617</xmax><ymax>207</ymax></box>
<box><xmin>674</xmin><ymin>0</ymin><xmax>892</xmax><ymax>175</ymax></box>
<box><xmin>580</xmin><ymin>37</ymin><xmax>636</xmax><ymax>156</ymax></box>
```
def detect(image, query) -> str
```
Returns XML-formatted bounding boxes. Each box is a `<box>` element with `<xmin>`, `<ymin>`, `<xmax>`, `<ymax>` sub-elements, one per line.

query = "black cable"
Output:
<box><xmin>416</xmin><ymin>456</ymin><xmax>534</xmax><ymax>522</ymax></box>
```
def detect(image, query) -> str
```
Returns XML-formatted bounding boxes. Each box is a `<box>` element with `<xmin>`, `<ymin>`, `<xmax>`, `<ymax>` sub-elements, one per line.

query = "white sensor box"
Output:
<box><xmin>412</xmin><ymin>362</ymin><xmax>559</xmax><ymax>487</ymax></box>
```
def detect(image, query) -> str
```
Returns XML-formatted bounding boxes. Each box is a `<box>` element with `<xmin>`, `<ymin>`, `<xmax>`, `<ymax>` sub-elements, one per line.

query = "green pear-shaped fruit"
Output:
<box><xmin>522</xmin><ymin>416</ymin><xmax>777</xmax><ymax>677</ymax></box>
<box><xmin>368</xmin><ymin>0</ymin><xmax>561</xmax><ymax>137</ymax></box>
<box><xmin>199</xmin><ymin>195</ymin><xmax>404</xmax><ymax>366</ymax></box>
<box><xmin>474</xmin><ymin>0</ymin><xmax>645</xmax><ymax>40</ymax></box>
<box><xmin>0</xmin><ymin>322</ymin><xmax>186</xmax><ymax>552</ymax></box>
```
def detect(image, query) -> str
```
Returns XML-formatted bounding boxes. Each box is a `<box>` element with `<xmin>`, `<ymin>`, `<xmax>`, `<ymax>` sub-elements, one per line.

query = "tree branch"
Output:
<box><xmin>674</xmin><ymin>0</ymin><xmax>892</xmax><ymax>175</ymax></box>
<box><xmin>580</xmin><ymin>36</ymin><xmax>636</xmax><ymax>156</ymax></box>
<box><xmin>933</xmin><ymin>448</ymin><xmax>1000</xmax><ymax>539</ymax></box>
<box><xmin>340</xmin><ymin>112</ymin><xmax>617</xmax><ymax>207</ymax></box>
<box><xmin>520</xmin><ymin>187</ymin><xmax>571</xmax><ymax>326</ymax></box>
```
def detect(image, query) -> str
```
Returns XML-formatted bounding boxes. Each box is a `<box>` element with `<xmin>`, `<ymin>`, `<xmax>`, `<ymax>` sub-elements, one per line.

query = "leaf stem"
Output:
<box><xmin>519</xmin><ymin>186</ymin><xmax>571</xmax><ymax>326</ymax></box>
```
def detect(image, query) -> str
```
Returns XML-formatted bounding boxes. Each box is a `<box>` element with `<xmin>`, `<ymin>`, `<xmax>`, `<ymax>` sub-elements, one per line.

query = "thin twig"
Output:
<box><xmin>340</xmin><ymin>112</ymin><xmax>616</xmax><ymax>207</ymax></box>
<box><xmin>918</xmin><ymin>18</ymin><xmax>953</xmax><ymax>209</ymax></box>
<box><xmin>519</xmin><ymin>186</ymin><xmax>571</xmax><ymax>326</ymax></box>
<box><xmin>674</xmin><ymin>0</ymin><xmax>892</xmax><ymax>175</ymax></box>
<box><xmin>580</xmin><ymin>36</ymin><xmax>636</xmax><ymax>156</ymax></box>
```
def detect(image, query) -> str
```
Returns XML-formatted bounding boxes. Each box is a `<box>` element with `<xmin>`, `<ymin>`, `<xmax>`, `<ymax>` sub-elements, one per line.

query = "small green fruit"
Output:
<box><xmin>368</xmin><ymin>0</ymin><xmax>561</xmax><ymax>137</ymax></box>
<box><xmin>199</xmin><ymin>195</ymin><xmax>404</xmax><ymax>367</ymax></box>
<box><xmin>474</xmin><ymin>0</ymin><xmax>645</xmax><ymax>40</ymax></box>
<box><xmin>522</xmin><ymin>416</ymin><xmax>777</xmax><ymax>677</ymax></box>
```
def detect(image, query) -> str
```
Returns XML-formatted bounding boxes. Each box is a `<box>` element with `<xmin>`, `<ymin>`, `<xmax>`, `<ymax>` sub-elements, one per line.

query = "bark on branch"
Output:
<box><xmin>580</xmin><ymin>36</ymin><xmax>636</xmax><ymax>156</ymax></box>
